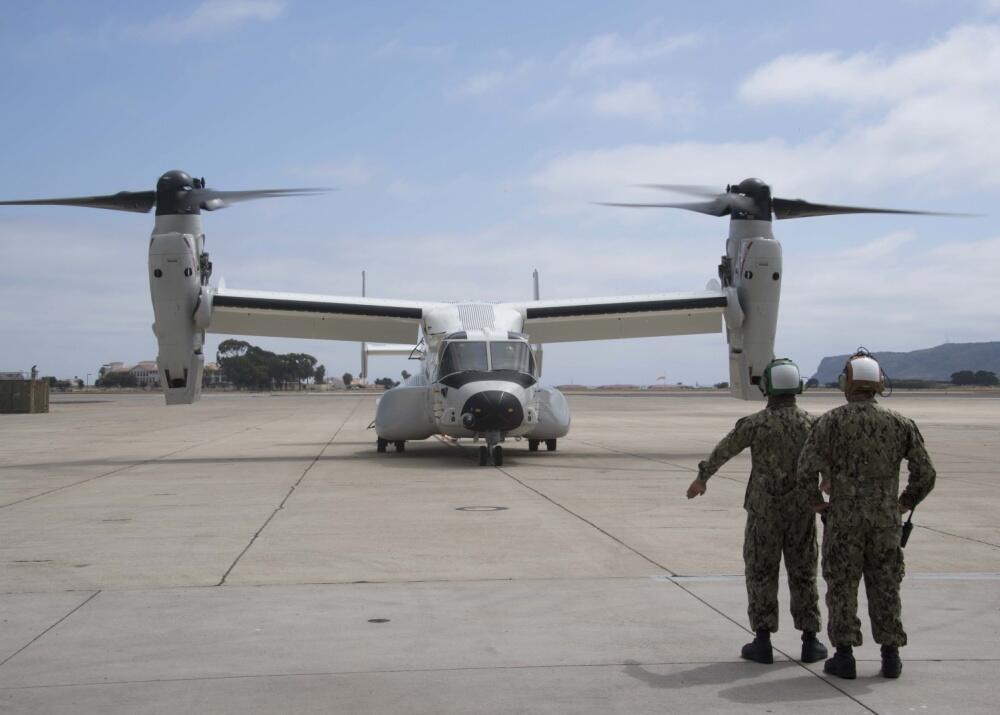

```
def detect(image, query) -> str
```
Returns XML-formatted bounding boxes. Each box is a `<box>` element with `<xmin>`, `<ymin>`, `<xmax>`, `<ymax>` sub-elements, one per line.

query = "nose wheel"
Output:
<box><xmin>478</xmin><ymin>445</ymin><xmax>503</xmax><ymax>466</ymax></box>
<box><xmin>478</xmin><ymin>432</ymin><xmax>505</xmax><ymax>466</ymax></box>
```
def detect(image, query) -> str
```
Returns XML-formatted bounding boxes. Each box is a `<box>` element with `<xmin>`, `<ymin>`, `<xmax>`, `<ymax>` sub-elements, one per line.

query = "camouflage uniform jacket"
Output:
<box><xmin>698</xmin><ymin>403</ymin><xmax>816</xmax><ymax>513</ymax></box>
<box><xmin>797</xmin><ymin>399</ymin><xmax>936</xmax><ymax>527</ymax></box>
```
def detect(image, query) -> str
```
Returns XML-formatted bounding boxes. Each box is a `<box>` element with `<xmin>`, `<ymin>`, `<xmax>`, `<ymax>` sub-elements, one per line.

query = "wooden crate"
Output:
<box><xmin>0</xmin><ymin>380</ymin><xmax>50</xmax><ymax>413</ymax></box>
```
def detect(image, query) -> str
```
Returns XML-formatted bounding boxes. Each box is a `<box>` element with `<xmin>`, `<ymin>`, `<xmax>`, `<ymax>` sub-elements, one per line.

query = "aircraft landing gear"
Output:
<box><xmin>528</xmin><ymin>439</ymin><xmax>539</xmax><ymax>452</ymax></box>
<box><xmin>545</xmin><ymin>439</ymin><xmax>557</xmax><ymax>451</ymax></box>
<box><xmin>478</xmin><ymin>431</ymin><xmax>503</xmax><ymax>466</ymax></box>
<box><xmin>394</xmin><ymin>441</ymin><xmax>405</xmax><ymax>453</ymax></box>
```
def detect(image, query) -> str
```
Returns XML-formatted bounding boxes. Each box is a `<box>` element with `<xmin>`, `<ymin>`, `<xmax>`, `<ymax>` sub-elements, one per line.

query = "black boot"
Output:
<box><xmin>880</xmin><ymin>645</ymin><xmax>902</xmax><ymax>678</ymax></box>
<box><xmin>824</xmin><ymin>645</ymin><xmax>856</xmax><ymax>679</ymax></box>
<box><xmin>801</xmin><ymin>631</ymin><xmax>829</xmax><ymax>663</ymax></box>
<box><xmin>741</xmin><ymin>628</ymin><xmax>774</xmax><ymax>664</ymax></box>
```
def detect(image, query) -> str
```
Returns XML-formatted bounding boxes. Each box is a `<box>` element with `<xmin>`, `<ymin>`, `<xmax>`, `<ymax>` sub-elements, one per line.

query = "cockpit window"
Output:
<box><xmin>439</xmin><ymin>341</ymin><xmax>488</xmax><ymax>375</ymax></box>
<box><xmin>490</xmin><ymin>341</ymin><xmax>532</xmax><ymax>373</ymax></box>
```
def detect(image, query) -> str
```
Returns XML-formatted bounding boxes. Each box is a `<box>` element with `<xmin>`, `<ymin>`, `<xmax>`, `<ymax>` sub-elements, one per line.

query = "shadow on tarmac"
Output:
<box><xmin>622</xmin><ymin>659</ymin><xmax>875</xmax><ymax>703</ymax></box>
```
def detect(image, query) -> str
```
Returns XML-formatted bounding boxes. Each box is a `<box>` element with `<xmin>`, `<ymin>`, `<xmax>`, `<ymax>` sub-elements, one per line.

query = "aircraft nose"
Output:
<box><xmin>461</xmin><ymin>390</ymin><xmax>524</xmax><ymax>431</ymax></box>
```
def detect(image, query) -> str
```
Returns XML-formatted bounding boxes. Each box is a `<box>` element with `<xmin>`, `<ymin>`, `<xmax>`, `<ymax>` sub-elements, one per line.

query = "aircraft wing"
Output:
<box><xmin>208</xmin><ymin>286</ymin><xmax>430</xmax><ymax>344</ymax></box>
<box><xmin>508</xmin><ymin>290</ymin><xmax>727</xmax><ymax>343</ymax></box>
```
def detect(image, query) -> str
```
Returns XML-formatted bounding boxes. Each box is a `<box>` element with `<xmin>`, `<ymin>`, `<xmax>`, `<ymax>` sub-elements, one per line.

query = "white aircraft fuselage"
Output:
<box><xmin>373</xmin><ymin>304</ymin><xmax>570</xmax><ymax>453</ymax></box>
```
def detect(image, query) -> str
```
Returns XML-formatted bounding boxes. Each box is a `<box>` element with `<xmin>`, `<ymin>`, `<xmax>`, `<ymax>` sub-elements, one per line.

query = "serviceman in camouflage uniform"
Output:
<box><xmin>687</xmin><ymin>358</ymin><xmax>827</xmax><ymax>664</ymax></box>
<box><xmin>798</xmin><ymin>349</ymin><xmax>936</xmax><ymax>680</ymax></box>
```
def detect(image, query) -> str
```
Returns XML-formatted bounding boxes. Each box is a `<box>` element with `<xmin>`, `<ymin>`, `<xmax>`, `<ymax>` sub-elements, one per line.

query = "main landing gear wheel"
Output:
<box><xmin>478</xmin><ymin>446</ymin><xmax>489</xmax><ymax>466</ymax></box>
<box><xmin>545</xmin><ymin>439</ymin><xmax>557</xmax><ymax>451</ymax></box>
<box><xmin>376</xmin><ymin>438</ymin><xmax>387</xmax><ymax>453</ymax></box>
<box><xmin>528</xmin><ymin>439</ymin><xmax>539</xmax><ymax>452</ymax></box>
<box><xmin>493</xmin><ymin>445</ymin><xmax>503</xmax><ymax>466</ymax></box>
<box><xmin>394</xmin><ymin>441</ymin><xmax>405</xmax><ymax>453</ymax></box>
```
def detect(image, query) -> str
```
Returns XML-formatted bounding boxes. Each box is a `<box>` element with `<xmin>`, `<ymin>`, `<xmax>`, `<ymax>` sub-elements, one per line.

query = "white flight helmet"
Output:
<box><xmin>838</xmin><ymin>348</ymin><xmax>886</xmax><ymax>394</ymax></box>
<box><xmin>760</xmin><ymin>358</ymin><xmax>804</xmax><ymax>396</ymax></box>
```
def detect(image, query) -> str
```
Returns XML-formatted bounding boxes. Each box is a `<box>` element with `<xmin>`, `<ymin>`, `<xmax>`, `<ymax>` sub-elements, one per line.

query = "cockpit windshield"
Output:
<box><xmin>438</xmin><ymin>340</ymin><xmax>536</xmax><ymax>377</ymax></box>
<box><xmin>490</xmin><ymin>341</ymin><xmax>532</xmax><ymax>373</ymax></box>
<box><xmin>439</xmin><ymin>341</ymin><xmax>488</xmax><ymax>375</ymax></box>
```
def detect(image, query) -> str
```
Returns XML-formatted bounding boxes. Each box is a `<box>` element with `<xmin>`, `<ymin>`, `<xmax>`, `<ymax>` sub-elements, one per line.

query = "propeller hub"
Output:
<box><xmin>730</xmin><ymin>178</ymin><xmax>772</xmax><ymax>222</ymax></box>
<box><xmin>156</xmin><ymin>170</ymin><xmax>200</xmax><ymax>216</ymax></box>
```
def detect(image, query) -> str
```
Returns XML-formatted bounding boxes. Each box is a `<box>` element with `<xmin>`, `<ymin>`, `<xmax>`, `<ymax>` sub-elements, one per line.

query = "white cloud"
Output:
<box><xmin>780</xmin><ymin>234</ymin><xmax>1000</xmax><ymax>372</ymax></box>
<box><xmin>842</xmin><ymin>230</ymin><xmax>914</xmax><ymax>259</ymax></box>
<box><xmin>566</xmin><ymin>32</ymin><xmax>702</xmax><ymax>73</ymax></box>
<box><xmin>456</xmin><ymin>62</ymin><xmax>537</xmax><ymax>96</ymax></box>
<box><xmin>531</xmin><ymin>139</ymin><xmax>817</xmax><ymax>207</ymax></box>
<box><xmin>128</xmin><ymin>0</ymin><xmax>286</xmax><ymax>41</ymax></box>
<box><xmin>533</xmin><ymin>23</ymin><xmax>1000</xmax><ymax>204</ymax></box>
<box><xmin>590</xmin><ymin>81</ymin><xmax>697</xmax><ymax>125</ymax></box>
<box><xmin>455</xmin><ymin>29</ymin><xmax>701</xmax><ymax>118</ymax></box>
<box><xmin>526</xmin><ymin>88</ymin><xmax>576</xmax><ymax>119</ymax></box>
<box><xmin>591</xmin><ymin>81</ymin><xmax>666</xmax><ymax>122</ymax></box>
<box><xmin>739</xmin><ymin>25</ymin><xmax>1000</xmax><ymax>106</ymax></box>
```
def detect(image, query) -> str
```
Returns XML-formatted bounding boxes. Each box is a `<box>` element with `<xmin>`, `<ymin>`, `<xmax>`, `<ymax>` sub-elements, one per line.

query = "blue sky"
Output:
<box><xmin>1</xmin><ymin>0</ymin><xmax>998</xmax><ymax>385</ymax></box>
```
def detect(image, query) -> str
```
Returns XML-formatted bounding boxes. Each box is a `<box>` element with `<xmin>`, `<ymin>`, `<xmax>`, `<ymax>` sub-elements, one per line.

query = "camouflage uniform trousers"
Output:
<box><xmin>823</xmin><ymin>517</ymin><xmax>906</xmax><ymax>647</ymax></box>
<box><xmin>743</xmin><ymin>500</ymin><xmax>821</xmax><ymax>633</ymax></box>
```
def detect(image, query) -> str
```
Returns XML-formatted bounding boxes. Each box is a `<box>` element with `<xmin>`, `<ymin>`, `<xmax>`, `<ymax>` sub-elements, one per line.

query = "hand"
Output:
<box><xmin>813</xmin><ymin>501</ymin><xmax>830</xmax><ymax>514</ymax></box>
<box><xmin>687</xmin><ymin>479</ymin><xmax>707</xmax><ymax>499</ymax></box>
<box><xmin>820</xmin><ymin>478</ymin><xmax>831</xmax><ymax>495</ymax></box>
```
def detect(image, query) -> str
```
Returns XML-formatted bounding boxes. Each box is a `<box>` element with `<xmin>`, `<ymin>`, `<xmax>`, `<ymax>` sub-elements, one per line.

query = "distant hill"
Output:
<box><xmin>811</xmin><ymin>342</ymin><xmax>1000</xmax><ymax>384</ymax></box>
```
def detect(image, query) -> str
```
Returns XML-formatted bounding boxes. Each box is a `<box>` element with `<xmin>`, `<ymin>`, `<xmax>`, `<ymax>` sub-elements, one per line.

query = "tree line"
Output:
<box><xmin>950</xmin><ymin>370</ymin><xmax>999</xmax><ymax>386</ymax></box>
<box><xmin>217</xmin><ymin>340</ymin><xmax>322</xmax><ymax>390</ymax></box>
<box><xmin>217</xmin><ymin>340</ymin><xmax>402</xmax><ymax>390</ymax></box>
<box><xmin>808</xmin><ymin>370</ymin><xmax>999</xmax><ymax>389</ymax></box>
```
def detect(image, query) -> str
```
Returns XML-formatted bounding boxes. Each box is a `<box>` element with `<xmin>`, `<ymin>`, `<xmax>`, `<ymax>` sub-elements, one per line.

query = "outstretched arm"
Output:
<box><xmin>687</xmin><ymin>417</ymin><xmax>753</xmax><ymax>498</ymax></box>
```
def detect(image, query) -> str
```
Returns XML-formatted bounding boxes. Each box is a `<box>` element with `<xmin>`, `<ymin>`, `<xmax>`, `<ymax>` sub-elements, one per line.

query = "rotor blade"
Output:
<box><xmin>772</xmin><ymin>197</ymin><xmax>973</xmax><ymax>220</ymax></box>
<box><xmin>635</xmin><ymin>184</ymin><xmax>723</xmax><ymax>198</ymax></box>
<box><xmin>595</xmin><ymin>200</ymin><xmax>732</xmax><ymax>216</ymax></box>
<box><xmin>0</xmin><ymin>190</ymin><xmax>156</xmax><ymax>213</ymax></box>
<box><xmin>194</xmin><ymin>187</ymin><xmax>329</xmax><ymax>211</ymax></box>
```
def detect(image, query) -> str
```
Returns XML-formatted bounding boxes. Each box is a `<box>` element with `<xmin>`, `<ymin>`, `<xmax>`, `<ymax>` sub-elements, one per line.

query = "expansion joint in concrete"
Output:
<box><xmin>217</xmin><ymin>400</ymin><xmax>362</xmax><ymax>586</ymax></box>
<box><xmin>493</xmin><ymin>464</ymin><xmax>676</xmax><ymax>576</ymax></box>
<box><xmin>574</xmin><ymin>438</ymin><xmax>748</xmax><ymax>486</ymax></box>
<box><xmin>917</xmin><ymin>524</ymin><xmax>1000</xmax><ymax>549</ymax></box>
<box><xmin>0</xmin><ymin>590</ymin><xmax>101</xmax><ymax>669</ymax></box>
<box><xmin>0</xmin><ymin>411</ymin><xmax>302</xmax><ymax>510</ymax></box>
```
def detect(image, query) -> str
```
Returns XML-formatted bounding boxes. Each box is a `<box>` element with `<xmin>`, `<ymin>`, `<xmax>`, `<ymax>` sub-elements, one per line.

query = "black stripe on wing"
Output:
<box><xmin>526</xmin><ymin>296</ymin><xmax>726</xmax><ymax>320</ymax></box>
<box><xmin>213</xmin><ymin>295</ymin><xmax>423</xmax><ymax>319</ymax></box>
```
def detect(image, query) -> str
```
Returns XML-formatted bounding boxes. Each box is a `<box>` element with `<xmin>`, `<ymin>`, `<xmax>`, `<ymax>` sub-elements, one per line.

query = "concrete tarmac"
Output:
<box><xmin>0</xmin><ymin>391</ymin><xmax>997</xmax><ymax>713</ymax></box>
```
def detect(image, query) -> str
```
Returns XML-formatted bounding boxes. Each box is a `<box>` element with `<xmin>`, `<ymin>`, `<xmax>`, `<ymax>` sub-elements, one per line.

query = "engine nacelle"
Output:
<box><xmin>721</xmin><ymin>220</ymin><xmax>781</xmax><ymax>401</ymax></box>
<box><xmin>526</xmin><ymin>385</ymin><xmax>570</xmax><ymax>440</ymax></box>
<box><xmin>375</xmin><ymin>383</ymin><xmax>436</xmax><ymax>440</ymax></box>
<box><xmin>148</xmin><ymin>216</ymin><xmax>207</xmax><ymax>405</ymax></box>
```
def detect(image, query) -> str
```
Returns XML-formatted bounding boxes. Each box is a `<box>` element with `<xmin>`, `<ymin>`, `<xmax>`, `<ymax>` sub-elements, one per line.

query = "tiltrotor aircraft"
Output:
<box><xmin>0</xmin><ymin>172</ymin><xmax>953</xmax><ymax>466</ymax></box>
